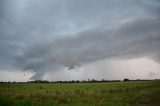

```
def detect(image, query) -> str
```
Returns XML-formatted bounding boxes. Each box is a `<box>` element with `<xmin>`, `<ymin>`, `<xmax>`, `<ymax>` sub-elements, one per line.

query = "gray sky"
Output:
<box><xmin>0</xmin><ymin>0</ymin><xmax>160</xmax><ymax>81</ymax></box>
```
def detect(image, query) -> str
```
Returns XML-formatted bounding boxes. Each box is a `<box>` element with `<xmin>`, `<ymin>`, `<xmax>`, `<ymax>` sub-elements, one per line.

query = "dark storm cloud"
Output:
<box><xmin>0</xmin><ymin>0</ymin><xmax>160</xmax><ymax>79</ymax></box>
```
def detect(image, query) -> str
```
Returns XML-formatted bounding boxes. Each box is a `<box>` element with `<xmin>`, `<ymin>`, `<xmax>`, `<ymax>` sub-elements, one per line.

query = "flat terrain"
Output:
<box><xmin>0</xmin><ymin>81</ymin><xmax>160</xmax><ymax>106</ymax></box>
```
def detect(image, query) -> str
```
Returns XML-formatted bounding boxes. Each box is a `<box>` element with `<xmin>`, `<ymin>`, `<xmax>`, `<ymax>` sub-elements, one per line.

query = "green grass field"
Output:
<box><xmin>0</xmin><ymin>81</ymin><xmax>160</xmax><ymax>106</ymax></box>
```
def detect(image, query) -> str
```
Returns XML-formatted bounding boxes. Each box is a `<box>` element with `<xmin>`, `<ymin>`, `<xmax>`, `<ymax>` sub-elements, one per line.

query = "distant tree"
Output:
<box><xmin>91</xmin><ymin>79</ymin><xmax>96</xmax><ymax>83</ymax></box>
<box><xmin>87</xmin><ymin>79</ymin><xmax>90</xmax><ymax>82</ymax></box>
<box><xmin>101</xmin><ymin>79</ymin><xmax>106</xmax><ymax>82</ymax></box>
<box><xmin>123</xmin><ymin>78</ymin><xmax>130</xmax><ymax>82</ymax></box>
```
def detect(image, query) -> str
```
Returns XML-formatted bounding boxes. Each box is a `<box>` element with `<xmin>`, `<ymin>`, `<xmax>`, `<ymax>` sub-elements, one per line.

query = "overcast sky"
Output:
<box><xmin>0</xmin><ymin>0</ymin><xmax>160</xmax><ymax>81</ymax></box>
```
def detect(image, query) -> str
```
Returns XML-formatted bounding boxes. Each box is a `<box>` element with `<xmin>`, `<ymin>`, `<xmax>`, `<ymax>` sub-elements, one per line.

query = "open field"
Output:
<box><xmin>0</xmin><ymin>81</ymin><xmax>160</xmax><ymax>106</ymax></box>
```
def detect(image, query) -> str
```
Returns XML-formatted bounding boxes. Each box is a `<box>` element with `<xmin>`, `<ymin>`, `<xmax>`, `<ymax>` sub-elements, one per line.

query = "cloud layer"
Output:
<box><xmin>0</xmin><ymin>0</ymin><xmax>160</xmax><ymax>80</ymax></box>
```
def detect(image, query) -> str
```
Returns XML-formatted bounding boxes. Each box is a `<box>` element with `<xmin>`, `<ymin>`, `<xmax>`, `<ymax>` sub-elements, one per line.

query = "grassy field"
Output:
<box><xmin>0</xmin><ymin>81</ymin><xmax>160</xmax><ymax>106</ymax></box>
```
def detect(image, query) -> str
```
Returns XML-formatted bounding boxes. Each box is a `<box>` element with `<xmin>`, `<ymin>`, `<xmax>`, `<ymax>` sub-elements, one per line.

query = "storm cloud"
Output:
<box><xmin>0</xmin><ymin>0</ymin><xmax>160</xmax><ymax>80</ymax></box>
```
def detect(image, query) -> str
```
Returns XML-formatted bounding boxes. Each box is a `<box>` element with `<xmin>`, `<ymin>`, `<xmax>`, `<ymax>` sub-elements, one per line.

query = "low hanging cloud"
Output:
<box><xmin>14</xmin><ymin>17</ymin><xmax>160</xmax><ymax>79</ymax></box>
<box><xmin>0</xmin><ymin>0</ymin><xmax>160</xmax><ymax>80</ymax></box>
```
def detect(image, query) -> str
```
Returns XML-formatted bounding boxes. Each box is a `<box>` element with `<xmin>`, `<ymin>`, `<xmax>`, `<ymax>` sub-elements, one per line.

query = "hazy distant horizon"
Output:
<box><xmin>0</xmin><ymin>0</ymin><xmax>160</xmax><ymax>81</ymax></box>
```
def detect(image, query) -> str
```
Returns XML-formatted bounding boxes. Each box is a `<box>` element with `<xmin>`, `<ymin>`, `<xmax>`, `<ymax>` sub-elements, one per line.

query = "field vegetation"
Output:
<box><xmin>0</xmin><ymin>80</ymin><xmax>160</xmax><ymax>106</ymax></box>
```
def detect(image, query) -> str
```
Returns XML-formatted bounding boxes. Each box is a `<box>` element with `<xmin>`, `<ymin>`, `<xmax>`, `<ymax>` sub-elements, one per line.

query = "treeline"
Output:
<box><xmin>27</xmin><ymin>79</ymin><xmax>121</xmax><ymax>84</ymax></box>
<box><xmin>0</xmin><ymin>79</ymin><xmax>159</xmax><ymax>84</ymax></box>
